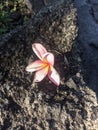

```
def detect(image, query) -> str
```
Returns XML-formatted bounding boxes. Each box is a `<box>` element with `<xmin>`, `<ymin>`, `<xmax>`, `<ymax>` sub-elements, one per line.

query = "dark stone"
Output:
<box><xmin>74</xmin><ymin>0</ymin><xmax>98</xmax><ymax>98</ymax></box>
<box><xmin>0</xmin><ymin>0</ymin><xmax>98</xmax><ymax>130</ymax></box>
<box><xmin>88</xmin><ymin>0</ymin><xmax>98</xmax><ymax>4</ymax></box>
<box><xmin>91</xmin><ymin>4</ymin><xmax>98</xmax><ymax>23</ymax></box>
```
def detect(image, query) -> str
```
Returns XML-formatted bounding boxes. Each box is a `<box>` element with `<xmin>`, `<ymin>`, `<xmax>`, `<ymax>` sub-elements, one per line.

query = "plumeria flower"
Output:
<box><xmin>26</xmin><ymin>43</ymin><xmax>60</xmax><ymax>86</ymax></box>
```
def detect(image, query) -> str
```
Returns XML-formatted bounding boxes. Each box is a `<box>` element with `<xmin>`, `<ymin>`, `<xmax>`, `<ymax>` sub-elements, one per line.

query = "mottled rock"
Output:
<box><xmin>0</xmin><ymin>0</ymin><xmax>98</xmax><ymax>130</ymax></box>
<box><xmin>26</xmin><ymin>0</ymin><xmax>77</xmax><ymax>53</ymax></box>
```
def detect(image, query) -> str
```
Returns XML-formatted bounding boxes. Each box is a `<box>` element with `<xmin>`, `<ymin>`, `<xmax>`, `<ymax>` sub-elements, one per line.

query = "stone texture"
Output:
<box><xmin>87</xmin><ymin>0</ymin><xmax>98</xmax><ymax>4</ymax></box>
<box><xmin>0</xmin><ymin>0</ymin><xmax>98</xmax><ymax>130</ymax></box>
<box><xmin>28</xmin><ymin>0</ymin><xmax>77</xmax><ymax>53</ymax></box>
<box><xmin>91</xmin><ymin>4</ymin><xmax>98</xmax><ymax>23</ymax></box>
<box><xmin>74</xmin><ymin>0</ymin><xmax>98</xmax><ymax>96</ymax></box>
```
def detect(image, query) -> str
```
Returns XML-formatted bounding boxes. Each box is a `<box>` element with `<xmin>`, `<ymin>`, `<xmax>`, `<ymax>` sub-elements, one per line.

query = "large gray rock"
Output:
<box><xmin>0</xmin><ymin>0</ymin><xmax>98</xmax><ymax>130</ymax></box>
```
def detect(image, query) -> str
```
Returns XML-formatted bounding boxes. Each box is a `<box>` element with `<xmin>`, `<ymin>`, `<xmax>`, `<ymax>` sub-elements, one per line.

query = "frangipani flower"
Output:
<box><xmin>26</xmin><ymin>43</ymin><xmax>60</xmax><ymax>86</ymax></box>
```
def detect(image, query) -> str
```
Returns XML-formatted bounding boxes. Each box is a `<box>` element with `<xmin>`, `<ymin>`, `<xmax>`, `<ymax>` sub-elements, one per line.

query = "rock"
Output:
<box><xmin>27</xmin><ymin>0</ymin><xmax>77</xmax><ymax>53</ymax></box>
<box><xmin>91</xmin><ymin>4</ymin><xmax>98</xmax><ymax>23</ymax></box>
<box><xmin>24</xmin><ymin>0</ymin><xmax>45</xmax><ymax>13</ymax></box>
<box><xmin>10</xmin><ymin>12</ymin><xmax>21</xmax><ymax>21</ymax></box>
<box><xmin>0</xmin><ymin>0</ymin><xmax>98</xmax><ymax>130</ymax></box>
<box><xmin>74</xmin><ymin>0</ymin><xmax>98</xmax><ymax>96</ymax></box>
<box><xmin>88</xmin><ymin>0</ymin><xmax>98</xmax><ymax>4</ymax></box>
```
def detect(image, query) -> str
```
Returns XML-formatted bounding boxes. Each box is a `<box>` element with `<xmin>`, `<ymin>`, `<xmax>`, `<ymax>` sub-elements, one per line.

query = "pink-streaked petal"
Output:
<box><xmin>26</xmin><ymin>60</ymin><xmax>44</xmax><ymax>72</ymax></box>
<box><xmin>48</xmin><ymin>66</ymin><xmax>60</xmax><ymax>86</ymax></box>
<box><xmin>34</xmin><ymin>66</ymin><xmax>49</xmax><ymax>82</ymax></box>
<box><xmin>32</xmin><ymin>43</ymin><xmax>47</xmax><ymax>60</ymax></box>
<box><xmin>43</xmin><ymin>52</ymin><xmax>54</xmax><ymax>66</ymax></box>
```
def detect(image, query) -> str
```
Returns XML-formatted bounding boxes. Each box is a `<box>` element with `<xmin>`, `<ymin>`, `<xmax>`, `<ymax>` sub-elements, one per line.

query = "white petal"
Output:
<box><xmin>48</xmin><ymin>66</ymin><xmax>60</xmax><ymax>86</ymax></box>
<box><xmin>26</xmin><ymin>60</ymin><xmax>44</xmax><ymax>72</ymax></box>
<box><xmin>32</xmin><ymin>43</ymin><xmax>47</xmax><ymax>60</ymax></box>
<box><xmin>43</xmin><ymin>52</ymin><xmax>54</xmax><ymax>66</ymax></box>
<box><xmin>34</xmin><ymin>66</ymin><xmax>49</xmax><ymax>82</ymax></box>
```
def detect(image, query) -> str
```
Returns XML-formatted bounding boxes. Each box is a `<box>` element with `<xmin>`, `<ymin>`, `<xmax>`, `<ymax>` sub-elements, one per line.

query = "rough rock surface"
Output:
<box><xmin>0</xmin><ymin>0</ymin><xmax>98</xmax><ymax>130</ymax></box>
<box><xmin>74</xmin><ymin>0</ymin><xmax>98</xmax><ymax>97</ymax></box>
